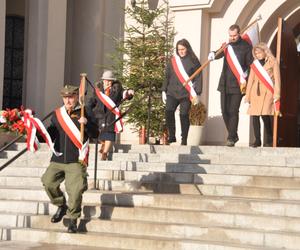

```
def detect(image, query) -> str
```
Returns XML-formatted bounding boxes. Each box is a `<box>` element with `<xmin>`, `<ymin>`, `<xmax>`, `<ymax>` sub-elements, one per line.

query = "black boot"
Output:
<box><xmin>262</xmin><ymin>115</ymin><xmax>273</xmax><ymax>147</ymax></box>
<box><xmin>251</xmin><ymin>116</ymin><xmax>261</xmax><ymax>148</ymax></box>
<box><xmin>166</xmin><ymin>111</ymin><xmax>176</xmax><ymax>143</ymax></box>
<box><xmin>51</xmin><ymin>204</ymin><xmax>67</xmax><ymax>223</ymax></box>
<box><xmin>180</xmin><ymin>114</ymin><xmax>190</xmax><ymax>145</ymax></box>
<box><xmin>67</xmin><ymin>219</ymin><xmax>78</xmax><ymax>233</ymax></box>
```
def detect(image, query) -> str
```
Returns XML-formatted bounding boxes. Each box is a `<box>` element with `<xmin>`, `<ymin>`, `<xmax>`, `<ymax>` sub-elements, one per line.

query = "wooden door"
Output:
<box><xmin>271</xmin><ymin>20</ymin><xmax>300</xmax><ymax>147</ymax></box>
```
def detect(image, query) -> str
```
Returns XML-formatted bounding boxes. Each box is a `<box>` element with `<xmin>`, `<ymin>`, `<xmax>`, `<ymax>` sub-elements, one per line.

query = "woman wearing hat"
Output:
<box><xmin>87</xmin><ymin>70</ymin><xmax>133</xmax><ymax>160</ymax></box>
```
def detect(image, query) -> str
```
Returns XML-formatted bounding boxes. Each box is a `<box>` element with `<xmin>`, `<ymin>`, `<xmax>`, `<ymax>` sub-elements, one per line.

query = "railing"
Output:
<box><xmin>0</xmin><ymin>83</ymin><xmax>146</xmax><ymax>190</ymax></box>
<box><xmin>0</xmin><ymin>111</ymin><xmax>53</xmax><ymax>171</ymax></box>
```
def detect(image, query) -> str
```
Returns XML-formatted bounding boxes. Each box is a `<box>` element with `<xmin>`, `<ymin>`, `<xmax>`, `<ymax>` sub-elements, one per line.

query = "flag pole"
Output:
<box><xmin>80</xmin><ymin>73</ymin><xmax>87</xmax><ymax>143</ymax></box>
<box><xmin>273</xmin><ymin>17</ymin><xmax>282</xmax><ymax>147</ymax></box>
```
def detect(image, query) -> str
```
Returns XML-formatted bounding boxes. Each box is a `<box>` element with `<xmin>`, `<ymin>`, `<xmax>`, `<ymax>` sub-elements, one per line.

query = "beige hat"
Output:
<box><xmin>60</xmin><ymin>85</ymin><xmax>79</xmax><ymax>97</ymax></box>
<box><xmin>101</xmin><ymin>70</ymin><xmax>116</xmax><ymax>81</ymax></box>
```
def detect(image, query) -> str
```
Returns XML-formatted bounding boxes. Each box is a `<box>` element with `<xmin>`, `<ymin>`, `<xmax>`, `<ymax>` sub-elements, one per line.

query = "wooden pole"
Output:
<box><xmin>80</xmin><ymin>73</ymin><xmax>87</xmax><ymax>143</ymax></box>
<box><xmin>273</xmin><ymin>17</ymin><xmax>282</xmax><ymax>147</ymax></box>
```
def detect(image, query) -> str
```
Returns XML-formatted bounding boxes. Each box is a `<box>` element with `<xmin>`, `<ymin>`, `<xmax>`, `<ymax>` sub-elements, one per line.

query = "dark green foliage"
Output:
<box><xmin>110</xmin><ymin>0</ymin><xmax>175</xmax><ymax>137</ymax></box>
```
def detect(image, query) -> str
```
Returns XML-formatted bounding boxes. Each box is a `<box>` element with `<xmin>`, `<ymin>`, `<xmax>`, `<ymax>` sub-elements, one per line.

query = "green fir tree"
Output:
<box><xmin>110</xmin><ymin>0</ymin><xmax>175</xmax><ymax>141</ymax></box>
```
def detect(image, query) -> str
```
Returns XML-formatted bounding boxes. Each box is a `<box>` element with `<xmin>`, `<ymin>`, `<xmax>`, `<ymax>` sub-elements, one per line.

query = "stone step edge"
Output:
<box><xmin>29</xmin><ymin>214</ymin><xmax>300</xmax><ymax>235</ymax></box>
<box><xmin>3</xmin><ymin>172</ymin><xmax>300</xmax><ymax>181</ymax></box>
<box><xmin>2</xmin><ymin>182</ymin><xmax>300</xmax><ymax>193</ymax></box>
<box><xmin>2</xmin><ymin>202</ymin><xmax>300</xmax><ymax>223</ymax></box>
<box><xmin>1</xmin><ymin>186</ymin><xmax>300</xmax><ymax>204</ymax></box>
<box><xmin>7</xmin><ymin>227</ymin><xmax>290</xmax><ymax>250</ymax></box>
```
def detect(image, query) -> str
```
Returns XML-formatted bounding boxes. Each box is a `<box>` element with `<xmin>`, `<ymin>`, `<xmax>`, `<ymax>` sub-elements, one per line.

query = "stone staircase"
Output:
<box><xmin>0</xmin><ymin>143</ymin><xmax>300</xmax><ymax>249</ymax></box>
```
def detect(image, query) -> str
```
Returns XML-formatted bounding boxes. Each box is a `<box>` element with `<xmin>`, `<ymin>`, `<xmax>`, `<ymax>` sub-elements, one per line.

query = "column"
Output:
<box><xmin>24</xmin><ymin>0</ymin><xmax>67</xmax><ymax>117</ymax></box>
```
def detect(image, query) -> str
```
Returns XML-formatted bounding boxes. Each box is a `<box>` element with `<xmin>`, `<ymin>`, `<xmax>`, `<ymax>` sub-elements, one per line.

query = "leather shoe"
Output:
<box><xmin>51</xmin><ymin>205</ymin><xmax>67</xmax><ymax>223</ymax></box>
<box><xmin>250</xmin><ymin>140</ymin><xmax>261</xmax><ymax>148</ymax></box>
<box><xmin>168</xmin><ymin>137</ymin><xmax>176</xmax><ymax>144</ymax></box>
<box><xmin>226</xmin><ymin>137</ymin><xmax>239</xmax><ymax>147</ymax></box>
<box><xmin>67</xmin><ymin>219</ymin><xmax>78</xmax><ymax>233</ymax></box>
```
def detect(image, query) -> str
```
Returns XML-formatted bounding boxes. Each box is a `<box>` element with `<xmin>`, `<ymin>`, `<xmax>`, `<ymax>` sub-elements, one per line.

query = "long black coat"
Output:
<box><xmin>217</xmin><ymin>37</ymin><xmax>253</xmax><ymax>94</ymax></box>
<box><xmin>86</xmin><ymin>81</ymin><xmax>123</xmax><ymax>134</ymax></box>
<box><xmin>162</xmin><ymin>55</ymin><xmax>202</xmax><ymax>99</ymax></box>
<box><xmin>48</xmin><ymin>105</ymin><xmax>98</xmax><ymax>164</ymax></box>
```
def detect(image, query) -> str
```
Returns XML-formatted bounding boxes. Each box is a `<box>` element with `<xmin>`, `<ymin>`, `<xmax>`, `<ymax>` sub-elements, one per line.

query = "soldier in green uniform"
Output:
<box><xmin>41</xmin><ymin>85</ymin><xmax>98</xmax><ymax>233</ymax></box>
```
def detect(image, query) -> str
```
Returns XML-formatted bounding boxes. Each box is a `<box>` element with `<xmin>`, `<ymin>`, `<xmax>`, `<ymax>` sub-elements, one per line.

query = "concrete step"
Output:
<box><xmin>1</xmin><ymin>190</ymin><xmax>300</xmax><ymax>218</ymax></box>
<box><xmin>2</xmin><ymin>162</ymin><xmax>298</xmax><ymax>179</ymax></box>
<box><xmin>29</xmin><ymin>214</ymin><xmax>300</xmax><ymax>239</ymax></box>
<box><xmin>2</xmin><ymin>165</ymin><xmax>300</xmax><ymax>190</ymax></box>
<box><xmin>2</xmin><ymin>149</ymin><xmax>300</xmax><ymax>167</ymax></box>
<box><xmin>1</xmin><ymin>179</ymin><xmax>300</xmax><ymax>201</ymax></box>
<box><xmin>11</xmin><ymin>143</ymin><xmax>300</xmax><ymax>156</ymax></box>
<box><xmin>0</xmin><ymin>241</ymin><xmax>116</xmax><ymax>250</ymax></box>
<box><xmin>5</xmin><ymin>227</ymin><xmax>295</xmax><ymax>250</ymax></box>
<box><xmin>3</xmin><ymin>203</ymin><xmax>300</xmax><ymax>234</ymax></box>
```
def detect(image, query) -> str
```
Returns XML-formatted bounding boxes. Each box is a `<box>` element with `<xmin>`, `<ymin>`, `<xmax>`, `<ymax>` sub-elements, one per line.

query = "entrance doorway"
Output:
<box><xmin>3</xmin><ymin>15</ymin><xmax>24</xmax><ymax>109</ymax></box>
<box><xmin>271</xmin><ymin>19</ymin><xmax>300</xmax><ymax>147</ymax></box>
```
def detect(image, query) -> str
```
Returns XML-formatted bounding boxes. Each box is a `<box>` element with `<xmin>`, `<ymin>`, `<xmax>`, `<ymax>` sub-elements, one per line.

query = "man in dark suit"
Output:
<box><xmin>209</xmin><ymin>24</ymin><xmax>253</xmax><ymax>146</ymax></box>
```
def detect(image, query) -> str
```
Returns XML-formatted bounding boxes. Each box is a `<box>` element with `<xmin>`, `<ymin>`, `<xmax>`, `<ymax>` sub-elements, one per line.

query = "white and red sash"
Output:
<box><xmin>171</xmin><ymin>55</ymin><xmax>197</xmax><ymax>102</ymax></box>
<box><xmin>224</xmin><ymin>45</ymin><xmax>247</xmax><ymax>86</ymax></box>
<box><xmin>250</xmin><ymin>59</ymin><xmax>280</xmax><ymax>113</ymax></box>
<box><xmin>22</xmin><ymin>109</ymin><xmax>62</xmax><ymax>156</ymax></box>
<box><xmin>94</xmin><ymin>88</ymin><xmax>123</xmax><ymax>133</ymax></box>
<box><xmin>55</xmin><ymin>107</ymin><xmax>89</xmax><ymax>165</ymax></box>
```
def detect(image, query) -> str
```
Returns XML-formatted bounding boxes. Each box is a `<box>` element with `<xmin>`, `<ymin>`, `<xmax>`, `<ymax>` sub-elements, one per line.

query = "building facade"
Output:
<box><xmin>1</xmin><ymin>0</ymin><xmax>300</xmax><ymax>146</ymax></box>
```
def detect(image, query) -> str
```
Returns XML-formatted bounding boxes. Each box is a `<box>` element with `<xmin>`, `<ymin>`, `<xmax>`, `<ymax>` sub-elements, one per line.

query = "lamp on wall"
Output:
<box><xmin>131</xmin><ymin>0</ymin><xmax>159</xmax><ymax>10</ymax></box>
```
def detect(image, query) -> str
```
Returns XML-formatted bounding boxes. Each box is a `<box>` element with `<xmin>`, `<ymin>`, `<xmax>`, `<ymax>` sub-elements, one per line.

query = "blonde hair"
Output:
<box><xmin>252</xmin><ymin>42</ymin><xmax>275</xmax><ymax>60</ymax></box>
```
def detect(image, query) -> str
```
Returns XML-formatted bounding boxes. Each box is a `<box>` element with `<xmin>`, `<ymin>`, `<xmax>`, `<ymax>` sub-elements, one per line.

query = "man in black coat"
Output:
<box><xmin>209</xmin><ymin>24</ymin><xmax>253</xmax><ymax>146</ymax></box>
<box><xmin>41</xmin><ymin>85</ymin><xmax>98</xmax><ymax>233</ymax></box>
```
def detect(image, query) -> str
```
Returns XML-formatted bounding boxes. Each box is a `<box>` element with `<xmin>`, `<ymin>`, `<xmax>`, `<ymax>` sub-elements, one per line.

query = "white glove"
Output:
<box><xmin>208</xmin><ymin>51</ymin><xmax>215</xmax><ymax>61</ymax></box>
<box><xmin>193</xmin><ymin>95</ymin><xmax>201</xmax><ymax>105</ymax></box>
<box><xmin>162</xmin><ymin>91</ymin><xmax>167</xmax><ymax>104</ymax></box>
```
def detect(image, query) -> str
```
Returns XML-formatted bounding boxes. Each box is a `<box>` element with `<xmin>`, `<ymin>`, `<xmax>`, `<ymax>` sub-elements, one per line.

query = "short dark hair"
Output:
<box><xmin>229</xmin><ymin>24</ymin><xmax>240</xmax><ymax>34</ymax></box>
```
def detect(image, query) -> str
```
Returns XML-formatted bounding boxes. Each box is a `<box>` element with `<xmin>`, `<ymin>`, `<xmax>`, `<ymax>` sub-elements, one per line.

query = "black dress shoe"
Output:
<box><xmin>51</xmin><ymin>205</ymin><xmax>67</xmax><ymax>223</ymax></box>
<box><xmin>250</xmin><ymin>140</ymin><xmax>261</xmax><ymax>148</ymax></box>
<box><xmin>168</xmin><ymin>137</ymin><xmax>176</xmax><ymax>144</ymax></box>
<box><xmin>67</xmin><ymin>219</ymin><xmax>78</xmax><ymax>233</ymax></box>
<box><xmin>226</xmin><ymin>137</ymin><xmax>239</xmax><ymax>147</ymax></box>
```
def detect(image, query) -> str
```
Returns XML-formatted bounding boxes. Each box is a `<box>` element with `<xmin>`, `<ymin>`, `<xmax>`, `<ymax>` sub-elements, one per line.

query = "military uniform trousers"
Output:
<box><xmin>41</xmin><ymin>162</ymin><xmax>88</xmax><ymax>219</ymax></box>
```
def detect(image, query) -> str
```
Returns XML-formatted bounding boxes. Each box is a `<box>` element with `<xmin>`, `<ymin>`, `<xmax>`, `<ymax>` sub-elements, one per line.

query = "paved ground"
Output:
<box><xmin>0</xmin><ymin>242</ymin><xmax>118</xmax><ymax>250</ymax></box>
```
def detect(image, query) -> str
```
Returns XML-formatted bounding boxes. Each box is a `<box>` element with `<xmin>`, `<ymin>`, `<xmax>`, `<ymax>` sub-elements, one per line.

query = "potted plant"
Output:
<box><xmin>187</xmin><ymin>101</ymin><xmax>207</xmax><ymax>145</ymax></box>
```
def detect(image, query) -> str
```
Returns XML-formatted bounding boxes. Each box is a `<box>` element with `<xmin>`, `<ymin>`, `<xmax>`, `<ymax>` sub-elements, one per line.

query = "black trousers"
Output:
<box><xmin>252</xmin><ymin>115</ymin><xmax>273</xmax><ymax>144</ymax></box>
<box><xmin>165</xmin><ymin>95</ymin><xmax>191</xmax><ymax>143</ymax></box>
<box><xmin>220</xmin><ymin>92</ymin><xmax>243</xmax><ymax>141</ymax></box>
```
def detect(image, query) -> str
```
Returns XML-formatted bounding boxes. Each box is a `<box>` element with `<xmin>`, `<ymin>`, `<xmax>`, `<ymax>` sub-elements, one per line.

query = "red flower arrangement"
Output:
<box><xmin>0</xmin><ymin>107</ymin><xmax>26</xmax><ymax>135</ymax></box>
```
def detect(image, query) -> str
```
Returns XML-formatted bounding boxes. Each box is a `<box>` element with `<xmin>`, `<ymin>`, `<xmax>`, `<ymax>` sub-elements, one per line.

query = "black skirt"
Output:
<box><xmin>99</xmin><ymin>131</ymin><xmax>116</xmax><ymax>142</ymax></box>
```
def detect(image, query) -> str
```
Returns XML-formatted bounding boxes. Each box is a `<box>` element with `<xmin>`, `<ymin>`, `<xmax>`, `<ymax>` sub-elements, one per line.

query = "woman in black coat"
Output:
<box><xmin>86</xmin><ymin>71</ymin><xmax>123</xmax><ymax>160</ymax></box>
<box><xmin>162</xmin><ymin>39</ymin><xmax>202</xmax><ymax>145</ymax></box>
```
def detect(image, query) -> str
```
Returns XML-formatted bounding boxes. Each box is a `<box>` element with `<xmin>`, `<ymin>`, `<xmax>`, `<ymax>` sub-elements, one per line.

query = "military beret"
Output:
<box><xmin>60</xmin><ymin>85</ymin><xmax>79</xmax><ymax>97</ymax></box>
